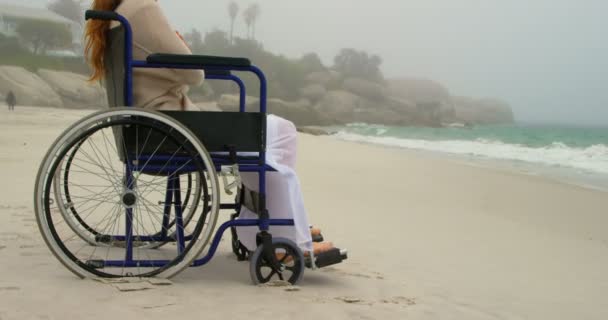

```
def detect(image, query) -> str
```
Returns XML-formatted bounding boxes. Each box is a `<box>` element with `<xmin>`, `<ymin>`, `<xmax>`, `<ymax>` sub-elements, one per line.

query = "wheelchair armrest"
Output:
<box><xmin>205</xmin><ymin>70</ymin><xmax>232</xmax><ymax>77</ymax></box>
<box><xmin>85</xmin><ymin>10</ymin><xmax>120</xmax><ymax>21</ymax></box>
<box><xmin>146</xmin><ymin>54</ymin><xmax>251</xmax><ymax>68</ymax></box>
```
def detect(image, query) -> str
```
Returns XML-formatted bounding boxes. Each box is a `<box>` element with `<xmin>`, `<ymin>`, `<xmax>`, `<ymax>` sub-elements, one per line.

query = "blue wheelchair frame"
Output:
<box><xmin>88</xmin><ymin>12</ymin><xmax>294</xmax><ymax>269</ymax></box>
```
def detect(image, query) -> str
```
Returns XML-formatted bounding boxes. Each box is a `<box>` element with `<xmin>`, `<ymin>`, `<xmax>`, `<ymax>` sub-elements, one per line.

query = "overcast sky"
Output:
<box><xmin>8</xmin><ymin>0</ymin><xmax>608</xmax><ymax>126</ymax></box>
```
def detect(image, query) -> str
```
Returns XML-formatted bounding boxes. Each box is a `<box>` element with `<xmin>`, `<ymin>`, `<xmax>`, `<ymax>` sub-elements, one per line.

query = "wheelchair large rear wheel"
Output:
<box><xmin>53</xmin><ymin>152</ymin><xmax>203</xmax><ymax>249</ymax></box>
<box><xmin>35</xmin><ymin>108</ymin><xmax>220</xmax><ymax>278</ymax></box>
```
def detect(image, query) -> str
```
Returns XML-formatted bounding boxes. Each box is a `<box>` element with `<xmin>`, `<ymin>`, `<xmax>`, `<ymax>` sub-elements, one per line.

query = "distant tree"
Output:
<box><xmin>228</xmin><ymin>1</ymin><xmax>239</xmax><ymax>44</ymax></box>
<box><xmin>243</xmin><ymin>6</ymin><xmax>253</xmax><ymax>39</ymax></box>
<box><xmin>183</xmin><ymin>28</ymin><xmax>204</xmax><ymax>54</ymax></box>
<box><xmin>231</xmin><ymin>37</ymin><xmax>263</xmax><ymax>57</ymax></box>
<box><xmin>333</xmin><ymin>48</ymin><xmax>384</xmax><ymax>82</ymax></box>
<box><xmin>203</xmin><ymin>30</ymin><xmax>231</xmax><ymax>55</ymax></box>
<box><xmin>48</xmin><ymin>0</ymin><xmax>85</xmax><ymax>25</ymax></box>
<box><xmin>243</xmin><ymin>3</ymin><xmax>261</xmax><ymax>40</ymax></box>
<box><xmin>249</xmin><ymin>4</ymin><xmax>260</xmax><ymax>40</ymax></box>
<box><xmin>0</xmin><ymin>33</ymin><xmax>22</xmax><ymax>53</ymax></box>
<box><xmin>16</xmin><ymin>19</ymin><xmax>73</xmax><ymax>55</ymax></box>
<box><xmin>299</xmin><ymin>52</ymin><xmax>326</xmax><ymax>73</ymax></box>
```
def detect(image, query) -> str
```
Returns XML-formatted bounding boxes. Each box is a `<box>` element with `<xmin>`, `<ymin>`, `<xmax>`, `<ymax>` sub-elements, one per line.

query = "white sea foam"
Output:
<box><xmin>334</xmin><ymin>132</ymin><xmax>608</xmax><ymax>174</ymax></box>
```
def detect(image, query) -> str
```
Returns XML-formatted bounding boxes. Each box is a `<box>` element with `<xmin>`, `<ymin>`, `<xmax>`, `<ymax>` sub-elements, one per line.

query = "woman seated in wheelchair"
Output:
<box><xmin>85</xmin><ymin>0</ymin><xmax>340</xmax><ymax>257</ymax></box>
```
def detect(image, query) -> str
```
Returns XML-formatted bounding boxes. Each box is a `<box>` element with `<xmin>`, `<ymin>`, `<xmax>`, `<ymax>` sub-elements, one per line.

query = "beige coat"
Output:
<box><xmin>112</xmin><ymin>0</ymin><xmax>204</xmax><ymax>110</ymax></box>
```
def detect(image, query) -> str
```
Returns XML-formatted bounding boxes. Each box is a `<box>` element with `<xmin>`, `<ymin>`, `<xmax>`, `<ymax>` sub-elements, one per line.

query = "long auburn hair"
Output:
<box><xmin>84</xmin><ymin>0</ymin><xmax>122</xmax><ymax>81</ymax></box>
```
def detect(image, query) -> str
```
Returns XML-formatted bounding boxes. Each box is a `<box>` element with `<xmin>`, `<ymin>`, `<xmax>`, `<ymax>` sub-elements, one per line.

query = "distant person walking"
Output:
<box><xmin>6</xmin><ymin>91</ymin><xmax>16</xmax><ymax>111</ymax></box>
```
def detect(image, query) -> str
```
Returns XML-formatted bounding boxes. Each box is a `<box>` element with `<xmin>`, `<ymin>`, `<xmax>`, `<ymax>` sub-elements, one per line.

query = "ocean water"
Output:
<box><xmin>331</xmin><ymin>123</ymin><xmax>608</xmax><ymax>190</ymax></box>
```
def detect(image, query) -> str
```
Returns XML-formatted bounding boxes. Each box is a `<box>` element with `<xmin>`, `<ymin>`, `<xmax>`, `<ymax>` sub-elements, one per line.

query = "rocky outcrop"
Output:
<box><xmin>386</xmin><ymin>78</ymin><xmax>509</xmax><ymax>126</ymax></box>
<box><xmin>0</xmin><ymin>66</ymin><xmax>63</xmax><ymax>108</ymax></box>
<box><xmin>297</xmin><ymin>126</ymin><xmax>336</xmax><ymax>136</ymax></box>
<box><xmin>214</xmin><ymin>77</ymin><xmax>513</xmax><ymax>127</ymax></box>
<box><xmin>387</xmin><ymin>78</ymin><xmax>451</xmax><ymax>104</ymax></box>
<box><xmin>451</xmin><ymin>96</ymin><xmax>514</xmax><ymax>124</ymax></box>
<box><xmin>0</xmin><ymin>63</ymin><xmax>514</xmax><ymax>127</ymax></box>
<box><xmin>312</xmin><ymin>90</ymin><xmax>361</xmax><ymax>124</ymax></box>
<box><xmin>342</xmin><ymin>78</ymin><xmax>387</xmax><ymax>101</ymax></box>
<box><xmin>299</xmin><ymin>84</ymin><xmax>326</xmax><ymax>102</ymax></box>
<box><xmin>217</xmin><ymin>94</ymin><xmax>329</xmax><ymax>126</ymax></box>
<box><xmin>37</xmin><ymin>69</ymin><xmax>107</xmax><ymax>109</ymax></box>
<box><xmin>267</xmin><ymin>98</ymin><xmax>329</xmax><ymax>126</ymax></box>
<box><xmin>217</xmin><ymin>94</ymin><xmax>260</xmax><ymax>112</ymax></box>
<box><xmin>351</xmin><ymin>106</ymin><xmax>412</xmax><ymax>126</ymax></box>
<box><xmin>305</xmin><ymin>71</ymin><xmax>340</xmax><ymax>87</ymax></box>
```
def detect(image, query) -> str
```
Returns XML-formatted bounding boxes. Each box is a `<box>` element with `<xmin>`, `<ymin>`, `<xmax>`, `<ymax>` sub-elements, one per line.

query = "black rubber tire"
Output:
<box><xmin>35</xmin><ymin>108</ymin><xmax>220</xmax><ymax>279</ymax></box>
<box><xmin>249</xmin><ymin>237</ymin><xmax>305</xmax><ymax>285</ymax></box>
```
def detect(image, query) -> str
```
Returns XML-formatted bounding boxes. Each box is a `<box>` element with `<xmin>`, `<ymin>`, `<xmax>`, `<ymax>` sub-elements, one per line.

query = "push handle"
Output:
<box><xmin>85</xmin><ymin>10</ymin><xmax>120</xmax><ymax>21</ymax></box>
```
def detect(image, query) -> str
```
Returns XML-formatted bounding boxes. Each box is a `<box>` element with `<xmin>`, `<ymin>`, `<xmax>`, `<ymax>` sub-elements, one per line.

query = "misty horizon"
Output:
<box><xmin>4</xmin><ymin>0</ymin><xmax>608</xmax><ymax>126</ymax></box>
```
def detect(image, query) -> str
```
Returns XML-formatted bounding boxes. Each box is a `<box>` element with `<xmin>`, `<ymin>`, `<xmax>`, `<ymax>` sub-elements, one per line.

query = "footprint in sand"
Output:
<box><xmin>0</xmin><ymin>205</ymin><xmax>28</xmax><ymax>210</ymax></box>
<box><xmin>334</xmin><ymin>296</ymin><xmax>416</xmax><ymax>307</ymax></box>
<box><xmin>13</xmin><ymin>212</ymin><xmax>31</xmax><ymax>217</ymax></box>
<box><xmin>20</xmin><ymin>251</ymin><xmax>46</xmax><ymax>257</ymax></box>
<box><xmin>379</xmin><ymin>296</ymin><xmax>417</xmax><ymax>306</ymax></box>
<box><xmin>335</xmin><ymin>296</ymin><xmax>366</xmax><ymax>304</ymax></box>
<box><xmin>0</xmin><ymin>286</ymin><xmax>20</xmax><ymax>291</ymax></box>
<box><xmin>321</xmin><ymin>267</ymin><xmax>385</xmax><ymax>280</ymax></box>
<box><xmin>0</xmin><ymin>232</ymin><xmax>21</xmax><ymax>241</ymax></box>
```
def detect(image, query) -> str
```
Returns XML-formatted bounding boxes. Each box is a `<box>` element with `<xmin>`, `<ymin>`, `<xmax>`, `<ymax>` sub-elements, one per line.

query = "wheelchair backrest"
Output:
<box><xmin>102</xmin><ymin>20</ymin><xmax>266</xmax><ymax>154</ymax></box>
<box><xmin>104</xmin><ymin>26</ymin><xmax>127</xmax><ymax>108</ymax></box>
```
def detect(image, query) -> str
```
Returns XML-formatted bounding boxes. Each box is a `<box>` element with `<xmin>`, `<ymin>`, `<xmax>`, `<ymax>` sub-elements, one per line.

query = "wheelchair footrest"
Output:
<box><xmin>306</xmin><ymin>248</ymin><xmax>348</xmax><ymax>269</ymax></box>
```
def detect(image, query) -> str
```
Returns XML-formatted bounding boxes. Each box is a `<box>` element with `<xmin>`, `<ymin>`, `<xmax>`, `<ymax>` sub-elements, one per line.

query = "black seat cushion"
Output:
<box><xmin>147</xmin><ymin>54</ymin><xmax>251</xmax><ymax>68</ymax></box>
<box><xmin>161</xmin><ymin>111</ymin><xmax>265</xmax><ymax>152</ymax></box>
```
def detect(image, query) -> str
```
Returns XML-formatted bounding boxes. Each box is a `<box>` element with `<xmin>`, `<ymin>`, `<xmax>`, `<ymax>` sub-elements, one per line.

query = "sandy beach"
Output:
<box><xmin>0</xmin><ymin>106</ymin><xmax>607</xmax><ymax>319</ymax></box>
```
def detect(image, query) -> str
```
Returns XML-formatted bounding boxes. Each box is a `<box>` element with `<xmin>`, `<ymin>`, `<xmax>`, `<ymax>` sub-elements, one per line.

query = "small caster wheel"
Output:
<box><xmin>249</xmin><ymin>237</ymin><xmax>305</xmax><ymax>285</ymax></box>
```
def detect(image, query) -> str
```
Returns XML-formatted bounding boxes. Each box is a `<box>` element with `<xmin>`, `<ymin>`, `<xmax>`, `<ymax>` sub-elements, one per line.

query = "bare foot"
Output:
<box><xmin>310</xmin><ymin>227</ymin><xmax>322</xmax><ymax>236</ymax></box>
<box><xmin>312</xmin><ymin>241</ymin><xmax>334</xmax><ymax>255</ymax></box>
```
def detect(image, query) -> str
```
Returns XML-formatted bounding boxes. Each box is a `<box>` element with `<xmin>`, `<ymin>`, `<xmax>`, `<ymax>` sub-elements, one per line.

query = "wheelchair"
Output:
<box><xmin>33</xmin><ymin>10</ymin><xmax>346</xmax><ymax>284</ymax></box>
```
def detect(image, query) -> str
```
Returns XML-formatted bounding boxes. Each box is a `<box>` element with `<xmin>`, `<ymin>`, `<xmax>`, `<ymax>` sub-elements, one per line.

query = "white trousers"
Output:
<box><xmin>235</xmin><ymin>115</ymin><xmax>313</xmax><ymax>252</ymax></box>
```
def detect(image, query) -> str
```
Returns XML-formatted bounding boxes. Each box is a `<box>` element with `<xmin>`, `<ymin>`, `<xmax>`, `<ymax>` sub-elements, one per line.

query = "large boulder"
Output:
<box><xmin>387</xmin><ymin>78</ymin><xmax>451</xmax><ymax>104</ymax></box>
<box><xmin>451</xmin><ymin>96</ymin><xmax>514</xmax><ymax>124</ymax></box>
<box><xmin>305</xmin><ymin>71</ymin><xmax>341</xmax><ymax>87</ymax></box>
<box><xmin>351</xmin><ymin>106</ymin><xmax>413</xmax><ymax>126</ymax></box>
<box><xmin>267</xmin><ymin>98</ymin><xmax>330</xmax><ymax>126</ymax></box>
<box><xmin>313</xmin><ymin>90</ymin><xmax>362</xmax><ymax>124</ymax></box>
<box><xmin>312</xmin><ymin>90</ymin><xmax>418</xmax><ymax>125</ymax></box>
<box><xmin>217</xmin><ymin>94</ymin><xmax>260</xmax><ymax>112</ymax></box>
<box><xmin>37</xmin><ymin>69</ymin><xmax>107</xmax><ymax>109</ymax></box>
<box><xmin>385</xmin><ymin>96</ymin><xmax>418</xmax><ymax>114</ymax></box>
<box><xmin>342</xmin><ymin>77</ymin><xmax>387</xmax><ymax>101</ymax></box>
<box><xmin>386</xmin><ymin>78</ymin><xmax>455</xmax><ymax>126</ymax></box>
<box><xmin>297</xmin><ymin>126</ymin><xmax>336</xmax><ymax>136</ymax></box>
<box><xmin>0</xmin><ymin>66</ymin><xmax>63</xmax><ymax>108</ymax></box>
<box><xmin>217</xmin><ymin>95</ymin><xmax>329</xmax><ymax>125</ymax></box>
<box><xmin>298</xmin><ymin>84</ymin><xmax>326</xmax><ymax>102</ymax></box>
